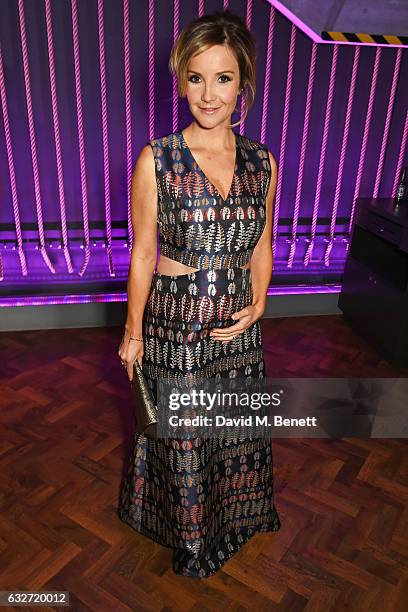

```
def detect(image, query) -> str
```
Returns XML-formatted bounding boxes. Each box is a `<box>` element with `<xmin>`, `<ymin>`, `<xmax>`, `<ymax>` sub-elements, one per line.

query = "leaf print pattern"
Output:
<box><xmin>118</xmin><ymin>131</ymin><xmax>280</xmax><ymax>579</ymax></box>
<box><xmin>150</xmin><ymin>132</ymin><xmax>269</xmax><ymax>270</ymax></box>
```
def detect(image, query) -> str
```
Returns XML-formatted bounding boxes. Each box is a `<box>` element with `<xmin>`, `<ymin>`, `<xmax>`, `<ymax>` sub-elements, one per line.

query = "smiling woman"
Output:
<box><xmin>117</xmin><ymin>9</ymin><xmax>280</xmax><ymax>580</ymax></box>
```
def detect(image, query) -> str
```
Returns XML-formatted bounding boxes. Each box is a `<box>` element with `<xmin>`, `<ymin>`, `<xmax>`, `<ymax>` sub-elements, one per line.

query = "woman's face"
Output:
<box><xmin>184</xmin><ymin>44</ymin><xmax>240</xmax><ymax>128</ymax></box>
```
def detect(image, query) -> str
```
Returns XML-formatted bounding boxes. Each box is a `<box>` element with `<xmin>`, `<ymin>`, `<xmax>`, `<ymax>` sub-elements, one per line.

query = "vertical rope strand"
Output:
<box><xmin>260</xmin><ymin>6</ymin><xmax>275</xmax><ymax>145</ymax></box>
<box><xmin>18</xmin><ymin>0</ymin><xmax>55</xmax><ymax>273</ymax></box>
<box><xmin>97</xmin><ymin>0</ymin><xmax>114</xmax><ymax>276</ymax></box>
<box><xmin>123</xmin><ymin>0</ymin><xmax>133</xmax><ymax>250</ymax></box>
<box><xmin>392</xmin><ymin>110</ymin><xmax>408</xmax><ymax>198</ymax></box>
<box><xmin>272</xmin><ymin>22</ymin><xmax>296</xmax><ymax>257</ymax></box>
<box><xmin>373</xmin><ymin>48</ymin><xmax>403</xmax><ymax>198</ymax></box>
<box><xmin>287</xmin><ymin>42</ymin><xmax>317</xmax><ymax>268</ymax></box>
<box><xmin>0</xmin><ymin>45</ymin><xmax>28</xmax><ymax>279</ymax></box>
<box><xmin>71</xmin><ymin>0</ymin><xmax>91</xmax><ymax>276</ymax></box>
<box><xmin>148</xmin><ymin>0</ymin><xmax>155</xmax><ymax>139</ymax></box>
<box><xmin>239</xmin><ymin>0</ymin><xmax>253</xmax><ymax>136</ymax></box>
<box><xmin>172</xmin><ymin>0</ymin><xmax>180</xmax><ymax>134</ymax></box>
<box><xmin>198</xmin><ymin>0</ymin><xmax>204</xmax><ymax>17</ymax></box>
<box><xmin>348</xmin><ymin>47</ymin><xmax>382</xmax><ymax>242</ymax></box>
<box><xmin>323</xmin><ymin>46</ymin><xmax>360</xmax><ymax>266</ymax></box>
<box><xmin>308</xmin><ymin>43</ymin><xmax>339</xmax><ymax>268</ymax></box>
<box><xmin>45</xmin><ymin>0</ymin><xmax>73</xmax><ymax>273</ymax></box>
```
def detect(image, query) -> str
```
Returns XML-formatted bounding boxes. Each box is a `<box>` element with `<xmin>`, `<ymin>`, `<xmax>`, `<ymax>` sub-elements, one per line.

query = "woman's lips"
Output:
<box><xmin>200</xmin><ymin>107</ymin><xmax>220</xmax><ymax>114</ymax></box>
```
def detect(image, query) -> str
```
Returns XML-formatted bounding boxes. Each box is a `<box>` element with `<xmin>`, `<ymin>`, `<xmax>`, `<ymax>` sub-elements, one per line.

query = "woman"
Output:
<box><xmin>117</xmin><ymin>10</ymin><xmax>280</xmax><ymax>578</ymax></box>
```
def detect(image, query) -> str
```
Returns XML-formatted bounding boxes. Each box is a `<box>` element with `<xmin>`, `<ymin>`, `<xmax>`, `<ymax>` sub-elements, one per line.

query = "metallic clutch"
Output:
<box><xmin>130</xmin><ymin>360</ymin><xmax>158</xmax><ymax>438</ymax></box>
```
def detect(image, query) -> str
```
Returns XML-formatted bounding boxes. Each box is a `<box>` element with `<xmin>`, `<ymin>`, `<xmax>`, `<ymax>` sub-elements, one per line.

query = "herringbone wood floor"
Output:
<box><xmin>0</xmin><ymin>314</ymin><xmax>407</xmax><ymax>611</ymax></box>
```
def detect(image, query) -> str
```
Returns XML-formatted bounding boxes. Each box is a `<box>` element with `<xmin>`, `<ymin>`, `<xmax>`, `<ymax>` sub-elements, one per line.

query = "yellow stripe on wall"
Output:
<box><xmin>323</xmin><ymin>31</ymin><xmax>406</xmax><ymax>46</ymax></box>
<box><xmin>383</xmin><ymin>35</ymin><xmax>403</xmax><ymax>44</ymax></box>
<box><xmin>356</xmin><ymin>33</ymin><xmax>376</xmax><ymax>43</ymax></box>
<box><xmin>327</xmin><ymin>31</ymin><xmax>348</xmax><ymax>42</ymax></box>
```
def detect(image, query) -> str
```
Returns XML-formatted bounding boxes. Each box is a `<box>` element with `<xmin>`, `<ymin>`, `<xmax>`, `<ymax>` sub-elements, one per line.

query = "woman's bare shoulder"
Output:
<box><xmin>133</xmin><ymin>143</ymin><xmax>156</xmax><ymax>178</ymax></box>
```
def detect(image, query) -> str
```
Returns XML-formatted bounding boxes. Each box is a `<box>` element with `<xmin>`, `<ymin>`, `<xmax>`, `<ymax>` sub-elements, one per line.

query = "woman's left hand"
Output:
<box><xmin>209</xmin><ymin>303</ymin><xmax>264</xmax><ymax>343</ymax></box>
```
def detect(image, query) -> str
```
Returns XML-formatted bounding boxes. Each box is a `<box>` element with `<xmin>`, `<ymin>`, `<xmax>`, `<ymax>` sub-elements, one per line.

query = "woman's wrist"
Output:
<box><xmin>252</xmin><ymin>300</ymin><xmax>265</xmax><ymax>319</ymax></box>
<box><xmin>125</xmin><ymin>322</ymin><xmax>142</xmax><ymax>337</ymax></box>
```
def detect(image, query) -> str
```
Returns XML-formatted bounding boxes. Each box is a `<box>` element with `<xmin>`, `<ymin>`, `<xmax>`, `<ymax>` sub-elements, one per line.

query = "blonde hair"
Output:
<box><xmin>169</xmin><ymin>10</ymin><xmax>257</xmax><ymax>128</ymax></box>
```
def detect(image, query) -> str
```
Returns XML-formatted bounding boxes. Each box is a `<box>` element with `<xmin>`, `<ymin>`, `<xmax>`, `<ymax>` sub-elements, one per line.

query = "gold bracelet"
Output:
<box><xmin>129</xmin><ymin>336</ymin><xmax>143</xmax><ymax>342</ymax></box>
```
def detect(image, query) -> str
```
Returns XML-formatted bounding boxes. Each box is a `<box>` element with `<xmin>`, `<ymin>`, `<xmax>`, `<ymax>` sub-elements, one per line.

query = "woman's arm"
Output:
<box><xmin>248</xmin><ymin>150</ymin><xmax>278</xmax><ymax>318</ymax></box>
<box><xmin>118</xmin><ymin>144</ymin><xmax>158</xmax><ymax>379</ymax></box>
<box><xmin>125</xmin><ymin>144</ymin><xmax>158</xmax><ymax>335</ymax></box>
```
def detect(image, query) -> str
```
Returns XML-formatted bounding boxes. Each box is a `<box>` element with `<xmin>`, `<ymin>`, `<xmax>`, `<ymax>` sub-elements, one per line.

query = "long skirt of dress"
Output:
<box><xmin>118</xmin><ymin>266</ymin><xmax>281</xmax><ymax>578</ymax></box>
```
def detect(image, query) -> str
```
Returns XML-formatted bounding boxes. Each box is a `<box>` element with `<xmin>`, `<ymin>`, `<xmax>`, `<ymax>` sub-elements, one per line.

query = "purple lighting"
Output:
<box><xmin>289</xmin><ymin>42</ymin><xmax>317</xmax><ymax>269</ymax></box>
<box><xmin>123</xmin><ymin>0</ymin><xmax>133</xmax><ymax>252</ymax></box>
<box><xmin>0</xmin><ymin>1</ymin><xmax>406</xmax><ymax>297</ymax></box>
<box><xmin>97</xmin><ymin>0</ymin><xmax>114</xmax><ymax>277</ymax></box>
<box><xmin>260</xmin><ymin>5</ymin><xmax>275</xmax><ymax>145</ymax></box>
<box><xmin>392</xmin><ymin>110</ymin><xmax>408</xmax><ymax>198</ymax></box>
<box><xmin>239</xmin><ymin>0</ymin><xmax>253</xmax><ymax>136</ymax></box>
<box><xmin>0</xmin><ymin>284</ymin><xmax>342</xmax><ymax>309</ymax></box>
<box><xmin>45</xmin><ymin>0</ymin><xmax>73</xmax><ymax>275</ymax></box>
<box><xmin>18</xmin><ymin>0</ymin><xmax>55</xmax><ymax>275</ymax></box>
<box><xmin>321</xmin><ymin>46</ymin><xmax>360</xmax><ymax>268</ymax></box>
<box><xmin>148</xmin><ymin>0</ymin><xmax>155</xmax><ymax>139</ymax></box>
<box><xmin>268</xmin><ymin>1</ymin><xmax>407</xmax><ymax>49</ymax></box>
<box><xmin>348</xmin><ymin>47</ymin><xmax>382</xmax><ymax>243</ymax></box>
<box><xmin>315</xmin><ymin>43</ymin><xmax>339</xmax><ymax>268</ymax></box>
<box><xmin>71</xmin><ymin>0</ymin><xmax>91</xmax><ymax>277</ymax></box>
<box><xmin>0</xmin><ymin>45</ymin><xmax>27</xmax><ymax>279</ymax></box>
<box><xmin>172</xmin><ymin>0</ymin><xmax>180</xmax><ymax>134</ymax></box>
<box><xmin>374</xmin><ymin>48</ymin><xmax>403</xmax><ymax>198</ymax></box>
<box><xmin>273</xmin><ymin>22</ymin><xmax>297</xmax><ymax>259</ymax></box>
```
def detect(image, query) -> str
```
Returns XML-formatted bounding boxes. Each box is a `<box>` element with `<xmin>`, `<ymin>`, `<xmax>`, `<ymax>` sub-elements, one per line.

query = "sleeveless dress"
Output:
<box><xmin>118</xmin><ymin>130</ymin><xmax>281</xmax><ymax>578</ymax></box>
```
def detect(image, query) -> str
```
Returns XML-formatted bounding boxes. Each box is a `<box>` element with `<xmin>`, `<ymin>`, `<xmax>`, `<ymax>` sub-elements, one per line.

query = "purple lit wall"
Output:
<box><xmin>0</xmin><ymin>0</ymin><xmax>407</xmax><ymax>299</ymax></box>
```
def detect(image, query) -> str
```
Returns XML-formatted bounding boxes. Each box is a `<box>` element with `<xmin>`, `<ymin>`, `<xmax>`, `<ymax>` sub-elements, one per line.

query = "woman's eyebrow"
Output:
<box><xmin>187</xmin><ymin>70</ymin><xmax>235</xmax><ymax>75</ymax></box>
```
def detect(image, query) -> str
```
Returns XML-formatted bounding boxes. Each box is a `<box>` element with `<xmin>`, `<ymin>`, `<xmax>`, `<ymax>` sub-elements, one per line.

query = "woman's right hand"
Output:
<box><xmin>118</xmin><ymin>330</ymin><xmax>144</xmax><ymax>382</ymax></box>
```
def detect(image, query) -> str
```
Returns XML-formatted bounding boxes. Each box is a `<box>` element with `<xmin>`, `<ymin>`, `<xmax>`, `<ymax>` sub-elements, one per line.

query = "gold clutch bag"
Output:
<box><xmin>130</xmin><ymin>360</ymin><xmax>158</xmax><ymax>438</ymax></box>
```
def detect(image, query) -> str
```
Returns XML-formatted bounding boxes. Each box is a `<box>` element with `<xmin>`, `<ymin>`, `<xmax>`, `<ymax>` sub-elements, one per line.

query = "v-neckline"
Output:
<box><xmin>180</xmin><ymin>129</ymin><xmax>239</xmax><ymax>204</ymax></box>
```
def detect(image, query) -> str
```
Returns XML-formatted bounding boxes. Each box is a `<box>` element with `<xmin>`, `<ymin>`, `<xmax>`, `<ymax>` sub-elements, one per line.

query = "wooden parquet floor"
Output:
<box><xmin>0</xmin><ymin>314</ymin><xmax>407</xmax><ymax>611</ymax></box>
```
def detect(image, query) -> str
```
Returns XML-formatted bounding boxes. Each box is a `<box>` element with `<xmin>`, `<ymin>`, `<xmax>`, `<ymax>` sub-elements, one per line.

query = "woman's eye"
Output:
<box><xmin>188</xmin><ymin>75</ymin><xmax>232</xmax><ymax>83</ymax></box>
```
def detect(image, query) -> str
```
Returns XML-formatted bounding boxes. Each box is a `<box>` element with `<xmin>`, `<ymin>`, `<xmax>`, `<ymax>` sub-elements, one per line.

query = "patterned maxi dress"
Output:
<box><xmin>118</xmin><ymin>130</ymin><xmax>281</xmax><ymax>578</ymax></box>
